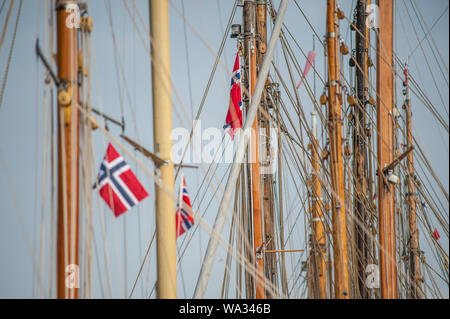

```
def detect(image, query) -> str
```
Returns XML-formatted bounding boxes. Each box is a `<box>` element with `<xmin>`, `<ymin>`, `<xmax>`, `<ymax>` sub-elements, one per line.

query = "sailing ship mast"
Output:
<box><xmin>193</xmin><ymin>0</ymin><xmax>289</xmax><ymax>298</ymax></box>
<box><xmin>256</xmin><ymin>0</ymin><xmax>277</xmax><ymax>299</ymax></box>
<box><xmin>149</xmin><ymin>0</ymin><xmax>177</xmax><ymax>299</ymax></box>
<box><xmin>352</xmin><ymin>0</ymin><xmax>370</xmax><ymax>299</ymax></box>
<box><xmin>29</xmin><ymin>0</ymin><xmax>444</xmax><ymax>300</ymax></box>
<box><xmin>56</xmin><ymin>0</ymin><xmax>79</xmax><ymax>299</ymax></box>
<box><xmin>308</xmin><ymin>111</ymin><xmax>327</xmax><ymax>299</ymax></box>
<box><xmin>243</xmin><ymin>0</ymin><xmax>266</xmax><ymax>299</ymax></box>
<box><xmin>403</xmin><ymin>61</ymin><xmax>423</xmax><ymax>298</ymax></box>
<box><xmin>325</xmin><ymin>0</ymin><xmax>350</xmax><ymax>299</ymax></box>
<box><xmin>376</xmin><ymin>0</ymin><xmax>398</xmax><ymax>299</ymax></box>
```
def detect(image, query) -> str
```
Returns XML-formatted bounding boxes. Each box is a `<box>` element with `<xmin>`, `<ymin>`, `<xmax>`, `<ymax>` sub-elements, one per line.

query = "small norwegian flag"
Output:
<box><xmin>175</xmin><ymin>173</ymin><xmax>195</xmax><ymax>238</ymax></box>
<box><xmin>94</xmin><ymin>143</ymin><xmax>148</xmax><ymax>217</ymax></box>
<box><xmin>223</xmin><ymin>52</ymin><xmax>243</xmax><ymax>139</ymax></box>
<box><xmin>433</xmin><ymin>228</ymin><xmax>440</xmax><ymax>240</ymax></box>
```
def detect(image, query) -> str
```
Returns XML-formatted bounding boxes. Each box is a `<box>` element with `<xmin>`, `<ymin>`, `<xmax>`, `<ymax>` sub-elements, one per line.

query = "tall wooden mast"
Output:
<box><xmin>325</xmin><ymin>0</ymin><xmax>350</xmax><ymax>299</ymax></box>
<box><xmin>257</xmin><ymin>0</ymin><xmax>277</xmax><ymax>299</ymax></box>
<box><xmin>149</xmin><ymin>0</ymin><xmax>177</xmax><ymax>299</ymax></box>
<box><xmin>56</xmin><ymin>0</ymin><xmax>79</xmax><ymax>299</ymax></box>
<box><xmin>193</xmin><ymin>0</ymin><xmax>288</xmax><ymax>299</ymax></box>
<box><xmin>403</xmin><ymin>62</ymin><xmax>423</xmax><ymax>298</ymax></box>
<box><xmin>353</xmin><ymin>0</ymin><xmax>370</xmax><ymax>299</ymax></box>
<box><xmin>376</xmin><ymin>0</ymin><xmax>398</xmax><ymax>299</ymax></box>
<box><xmin>244</xmin><ymin>0</ymin><xmax>265</xmax><ymax>299</ymax></box>
<box><xmin>309</xmin><ymin>112</ymin><xmax>327</xmax><ymax>299</ymax></box>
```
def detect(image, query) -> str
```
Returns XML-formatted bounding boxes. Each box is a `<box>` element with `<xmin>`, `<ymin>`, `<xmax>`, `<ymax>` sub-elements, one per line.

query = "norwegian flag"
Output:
<box><xmin>94</xmin><ymin>143</ymin><xmax>149</xmax><ymax>217</ymax></box>
<box><xmin>175</xmin><ymin>173</ymin><xmax>195</xmax><ymax>238</ymax></box>
<box><xmin>433</xmin><ymin>228</ymin><xmax>440</xmax><ymax>240</ymax></box>
<box><xmin>223</xmin><ymin>52</ymin><xmax>243</xmax><ymax>139</ymax></box>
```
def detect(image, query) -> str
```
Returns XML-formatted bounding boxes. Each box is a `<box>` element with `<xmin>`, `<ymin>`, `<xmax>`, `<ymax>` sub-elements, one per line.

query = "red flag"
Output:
<box><xmin>403</xmin><ymin>69</ymin><xmax>408</xmax><ymax>85</ymax></box>
<box><xmin>296</xmin><ymin>51</ymin><xmax>316</xmax><ymax>89</ymax></box>
<box><xmin>94</xmin><ymin>143</ymin><xmax>149</xmax><ymax>217</ymax></box>
<box><xmin>224</xmin><ymin>52</ymin><xmax>243</xmax><ymax>139</ymax></box>
<box><xmin>176</xmin><ymin>173</ymin><xmax>194</xmax><ymax>238</ymax></box>
<box><xmin>433</xmin><ymin>228</ymin><xmax>440</xmax><ymax>240</ymax></box>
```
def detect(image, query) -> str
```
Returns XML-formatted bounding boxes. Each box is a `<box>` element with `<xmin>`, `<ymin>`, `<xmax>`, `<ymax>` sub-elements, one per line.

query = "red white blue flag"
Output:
<box><xmin>223</xmin><ymin>52</ymin><xmax>243</xmax><ymax>139</ymax></box>
<box><xmin>175</xmin><ymin>173</ymin><xmax>195</xmax><ymax>238</ymax></box>
<box><xmin>94</xmin><ymin>143</ymin><xmax>149</xmax><ymax>217</ymax></box>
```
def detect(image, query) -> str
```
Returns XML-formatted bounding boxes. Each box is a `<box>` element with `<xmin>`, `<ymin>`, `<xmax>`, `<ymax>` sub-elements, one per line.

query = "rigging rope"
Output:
<box><xmin>0</xmin><ymin>0</ymin><xmax>21</xmax><ymax>111</ymax></box>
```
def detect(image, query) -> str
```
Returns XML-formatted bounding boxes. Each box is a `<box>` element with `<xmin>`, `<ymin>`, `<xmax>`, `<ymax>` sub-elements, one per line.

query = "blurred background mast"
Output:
<box><xmin>149</xmin><ymin>0</ymin><xmax>177</xmax><ymax>299</ymax></box>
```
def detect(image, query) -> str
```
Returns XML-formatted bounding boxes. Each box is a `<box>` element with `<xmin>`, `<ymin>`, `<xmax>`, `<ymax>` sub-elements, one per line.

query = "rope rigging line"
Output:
<box><xmin>401</xmin><ymin>0</ymin><xmax>449</xmax><ymax>116</ymax></box>
<box><xmin>410</xmin><ymin>0</ymin><xmax>449</xmax><ymax>82</ymax></box>
<box><xmin>269</xmin><ymin>39</ymin><xmax>443</xmax><ymax>296</ymax></box>
<box><xmin>79</xmin><ymin>104</ymin><xmax>285</xmax><ymax>299</ymax></box>
<box><xmin>0</xmin><ymin>0</ymin><xmax>14</xmax><ymax>53</ymax></box>
<box><xmin>21</xmin><ymin>0</ymin><xmax>448</xmax><ymax>299</ymax></box>
<box><xmin>0</xmin><ymin>0</ymin><xmax>21</xmax><ymax>111</ymax></box>
<box><xmin>123</xmin><ymin>0</ymin><xmax>233</xmax><ymax>212</ymax></box>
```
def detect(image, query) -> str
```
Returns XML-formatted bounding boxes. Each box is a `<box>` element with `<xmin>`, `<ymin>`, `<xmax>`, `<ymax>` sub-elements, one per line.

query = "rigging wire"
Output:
<box><xmin>0</xmin><ymin>0</ymin><xmax>14</xmax><ymax>53</ymax></box>
<box><xmin>0</xmin><ymin>0</ymin><xmax>21</xmax><ymax>111</ymax></box>
<box><xmin>409</xmin><ymin>0</ymin><xmax>449</xmax><ymax>83</ymax></box>
<box><xmin>402</xmin><ymin>0</ymin><xmax>449</xmax><ymax>116</ymax></box>
<box><xmin>270</xmin><ymin>1</ymin><xmax>446</xmax><ymax>298</ymax></box>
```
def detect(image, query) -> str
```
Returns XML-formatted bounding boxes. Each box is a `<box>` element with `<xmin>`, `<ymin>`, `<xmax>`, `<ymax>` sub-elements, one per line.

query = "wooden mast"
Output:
<box><xmin>309</xmin><ymin>112</ymin><xmax>327</xmax><ymax>299</ymax></box>
<box><xmin>325</xmin><ymin>0</ymin><xmax>350</xmax><ymax>299</ymax></box>
<box><xmin>353</xmin><ymin>0</ymin><xmax>370</xmax><ymax>299</ymax></box>
<box><xmin>256</xmin><ymin>0</ymin><xmax>276</xmax><ymax>299</ymax></box>
<box><xmin>56</xmin><ymin>0</ymin><xmax>79</xmax><ymax>299</ymax></box>
<box><xmin>243</xmin><ymin>0</ymin><xmax>265</xmax><ymax>299</ymax></box>
<box><xmin>376</xmin><ymin>0</ymin><xmax>398</xmax><ymax>299</ymax></box>
<box><xmin>403</xmin><ymin>62</ymin><xmax>423</xmax><ymax>298</ymax></box>
<box><xmin>149</xmin><ymin>0</ymin><xmax>177</xmax><ymax>299</ymax></box>
<box><xmin>193</xmin><ymin>0</ymin><xmax>288</xmax><ymax>299</ymax></box>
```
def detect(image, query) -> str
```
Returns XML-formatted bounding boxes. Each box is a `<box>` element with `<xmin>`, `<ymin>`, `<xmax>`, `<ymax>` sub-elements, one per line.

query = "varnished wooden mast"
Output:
<box><xmin>193</xmin><ymin>0</ymin><xmax>288</xmax><ymax>299</ymax></box>
<box><xmin>325</xmin><ymin>0</ymin><xmax>350</xmax><ymax>298</ymax></box>
<box><xmin>257</xmin><ymin>0</ymin><xmax>276</xmax><ymax>299</ymax></box>
<box><xmin>56</xmin><ymin>0</ymin><xmax>79</xmax><ymax>299</ymax></box>
<box><xmin>353</xmin><ymin>0</ymin><xmax>370</xmax><ymax>299</ymax></box>
<box><xmin>149</xmin><ymin>0</ymin><xmax>177</xmax><ymax>299</ymax></box>
<box><xmin>404</xmin><ymin>62</ymin><xmax>423</xmax><ymax>298</ymax></box>
<box><xmin>244</xmin><ymin>0</ymin><xmax>265</xmax><ymax>299</ymax></box>
<box><xmin>309</xmin><ymin>112</ymin><xmax>327</xmax><ymax>299</ymax></box>
<box><xmin>376</xmin><ymin>0</ymin><xmax>398</xmax><ymax>299</ymax></box>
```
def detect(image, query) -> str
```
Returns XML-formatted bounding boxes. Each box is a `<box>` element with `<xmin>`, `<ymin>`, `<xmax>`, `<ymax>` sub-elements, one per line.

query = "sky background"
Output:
<box><xmin>0</xmin><ymin>0</ymin><xmax>448</xmax><ymax>298</ymax></box>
